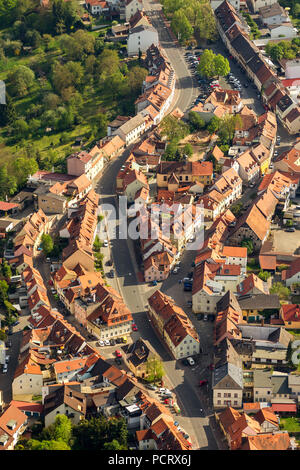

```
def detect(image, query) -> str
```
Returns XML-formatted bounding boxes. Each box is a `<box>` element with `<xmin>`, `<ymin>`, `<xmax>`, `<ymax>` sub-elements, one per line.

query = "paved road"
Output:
<box><xmin>144</xmin><ymin>0</ymin><xmax>199</xmax><ymax>114</ymax></box>
<box><xmin>92</xmin><ymin>97</ymin><xmax>221</xmax><ymax>450</ymax></box>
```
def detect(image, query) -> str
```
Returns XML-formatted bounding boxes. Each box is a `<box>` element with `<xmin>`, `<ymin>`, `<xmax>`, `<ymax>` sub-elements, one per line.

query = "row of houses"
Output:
<box><xmin>211</xmin><ymin>290</ymin><xmax>295</xmax><ymax>410</ymax></box>
<box><xmin>215</xmin><ymin>0</ymin><xmax>300</xmax><ymax>134</ymax></box>
<box><xmin>147</xmin><ymin>290</ymin><xmax>200</xmax><ymax>360</ymax></box>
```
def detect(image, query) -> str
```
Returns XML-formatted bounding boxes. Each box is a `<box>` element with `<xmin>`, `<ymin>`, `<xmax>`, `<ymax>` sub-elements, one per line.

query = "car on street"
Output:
<box><xmin>110</xmin><ymin>338</ymin><xmax>116</xmax><ymax>346</ymax></box>
<box><xmin>115</xmin><ymin>350</ymin><xmax>122</xmax><ymax>358</ymax></box>
<box><xmin>115</xmin><ymin>357</ymin><xmax>122</xmax><ymax>365</ymax></box>
<box><xmin>98</xmin><ymin>340</ymin><xmax>105</xmax><ymax>347</ymax></box>
<box><xmin>159</xmin><ymin>388</ymin><xmax>166</xmax><ymax>393</ymax></box>
<box><xmin>104</xmin><ymin>339</ymin><xmax>110</xmax><ymax>346</ymax></box>
<box><xmin>103</xmin><ymin>240</ymin><xmax>109</xmax><ymax>247</ymax></box>
<box><xmin>132</xmin><ymin>323</ymin><xmax>138</xmax><ymax>331</ymax></box>
<box><xmin>199</xmin><ymin>380</ymin><xmax>208</xmax><ymax>387</ymax></box>
<box><xmin>274</xmin><ymin>151</ymin><xmax>278</xmax><ymax>157</ymax></box>
<box><xmin>172</xmin><ymin>266</ymin><xmax>180</xmax><ymax>274</ymax></box>
<box><xmin>5</xmin><ymin>356</ymin><xmax>10</xmax><ymax>363</ymax></box>
<box><xmin>109</xmin><ymin>269</ymin><xmax>115</xmax><ymax>278</ymax></box>
<box><xmin>122</xmin><ymin>336</ymin><xmax>127</xmax><ymax>343</ymax></box>
<box><xmin>151</xmin><ymin>280</ymin><xmax>158</xmax><ymax>286</ymax></box>
<box><xmin>203</xmin><ymin>315</ymin><xmax>208</xmax><ymax>321</ymax></box>
<box><xmin>146</xmin><ymin>384</ymin><xmax>158</xmax><ymax>391</ymax></box>
<box><xmin>6</xmin><ymin>341</ymin><xmax>12</xmax><ymax>348</ymax></box>
<box><xmin>186</xmin><ymin>357</ymin><xmax>195</xmax><ymax>366</ymax></box>
<box><xmin>285</xmin><ymin>227</ymin><xmax>295</xmax><ymax>232</ymax></box>
<box><xmin>2</xmin><ymin>364</ymin><xmax>7</xmax><ymax>374</ymax></box>
<box><xmin>174</xmin><ymin>421</ymin><xmax>179</xmax><ymax>427</ymax></box>
<box><xmin>12</xmin><ymin>320</ymin><xmax>19</xmax><ymax>326</ymax></box>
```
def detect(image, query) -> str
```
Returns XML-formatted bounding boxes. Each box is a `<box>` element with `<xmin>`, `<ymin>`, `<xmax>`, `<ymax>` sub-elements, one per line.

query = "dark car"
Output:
<box><xmin>182</xmin><ymin>359</ymin><xmax>189</xmax><ymax>366</ymax></box>
<box><xmin>12</xmin><ymin>320</ymin><xmax>19</xmax><ymax>327</ymax></box>
<box><xmin>199</xmin><ymin>380</ymin><xmax>208</xmax><ymax>387</ymax></box>
<box><xmin>115</xmin><ymin>357</ymin><xmax>122</xmax><ymax>365</ymax></box>
<box><xmin>285</xmin><ymin>227</ymin><xmax>295</xmax><ymax>232</ymax></box>
<box><xmin>109</xmin><ymin>269</ymin><xmax>115</xmax><ymax>278</ymax></box>
<box><xmin>110</xmin><ymin>338</ymin><xmax>116</xmax><ymax>346</ymax></box>
<box><xmin>116</xmin><ymin>338</ymin><xmax>122</xmax><ymax>344</ymax></box>
<box><xmin>106</xmin><ymin>260</ymin><xmax>113</xmax><ymax>266</ymax></box>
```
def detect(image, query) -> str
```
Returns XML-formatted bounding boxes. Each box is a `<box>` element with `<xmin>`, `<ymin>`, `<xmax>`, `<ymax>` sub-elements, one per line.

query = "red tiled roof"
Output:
<box><xmin>271</xmin><ymin>404</ymin><xmax>297</xmax><ymax>412</ymax></box>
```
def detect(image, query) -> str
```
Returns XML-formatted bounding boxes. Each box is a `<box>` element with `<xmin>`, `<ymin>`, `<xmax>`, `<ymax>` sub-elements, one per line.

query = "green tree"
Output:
<box><xmin>41</xmin><ymin>233</ymin><xmax>54</xmax><ymax>255</ymax></box>
<box><xmin>183</xmin><ymin>143</ymin><xmax>193</xmax><ymax>157</ymax></box>
<box><xmin>207</xmin><ymin>116</ymin><xmax>220</xmax><ymax>134</ymax></box>
<box><xmin>127</xmin><ymin>66</ymin><xmax>148</xmax><ymax>95</ymax></box>
<box><xmin>188</xmin><ymin>111</ymin><xmax>205</xmax><ymax>131</ymax></box>
<box><xmin>146</xmin><ymin>356</ymin><xmax>165</xmax><ymax>382</ymax></box>
<box><xmin>270</xmin><ymin>282</ymin><xmax>290</xmax><ymax>300</ymax></box>
<box><xmin>72</xmin><ymin>416</ymin><xmax>128</xmax><ymax>450</ymax></box>
<box><xmin>103</xmin><ymin>439</ymin><xmax>127</xmax><ymax>450</ymax></box>
<box><xmin>7</xmin><ymin>65</ymin><xmax>35</xmax><ymax>97</ymax></box>
<box><xmin>13</xmin><ymin>157</ymin><xmax>38</xmax><ymax>186</ymax></box>
<box><xmin>218</xmin><ymin>114</ymin><xmax>241</xmax><ymax>144</ymax></box>
<box><xmin>159</xmin><ymin>115</ymin><xmax>189</xmax><ymax>142</ymax></box>
<box><xmin>171</xmin><ymin>10</ymin><xmax>193</xmax><ymax>43</ymax></box>
<box><xmin>198</xmin><ymin>49</ymin><xmax>230</xmax><ymax>78</ymax></box>
<box><xmin>214</xmin><ymin>53</ymin><xmax>230</xmax><ymax>77</ymax></box>
<box><xmin>241</xmin><ymin>238</ymin><xmax>254</xmax><ymax>256</ymax></box>
<box><xmin>258</xmin><ymin>270</ymin><xmax>271</xmax><ymax>282</ymax></box>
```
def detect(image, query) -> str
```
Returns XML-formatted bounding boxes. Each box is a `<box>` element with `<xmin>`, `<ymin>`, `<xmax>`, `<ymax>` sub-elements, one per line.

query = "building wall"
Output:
<box><xmin>213</xmin><ymin>389</ymin><xmax>243</xmax><ymax>409</ymax></box>
<box><xmin>87</xmin><ymin>319</ymin><xmax>132</xmax><ymax>340</ymax></box>
<box><xmin>192</xmin><ymin>291</ymin><xmax>223</xmax><ymax>314</ymax></box>
<box><xmin>12</xmin><ymin>373</ymin><xmax>43</xmax><ymax>397</ymax></box>
<box><xmin>38</xmin><ymin>194</ymin><xmax>66</xmax><ymax>215</ymax></box>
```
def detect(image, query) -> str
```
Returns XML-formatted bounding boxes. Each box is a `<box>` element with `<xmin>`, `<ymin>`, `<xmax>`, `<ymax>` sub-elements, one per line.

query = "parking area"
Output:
<box><xmin>273</xmin><ymin>228</ymin><xmax>300</xmax><ymax>254</ymax></box>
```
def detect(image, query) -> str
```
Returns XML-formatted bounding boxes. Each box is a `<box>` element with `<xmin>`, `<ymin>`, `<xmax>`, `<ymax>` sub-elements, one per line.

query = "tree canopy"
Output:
<box><xmin>197</xmin><ymin>49</ymin><xmax>230</xmax><ymax>78</ymax></box>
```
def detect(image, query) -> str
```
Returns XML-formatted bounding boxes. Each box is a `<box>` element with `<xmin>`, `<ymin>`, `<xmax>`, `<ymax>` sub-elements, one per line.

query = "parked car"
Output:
<box><xmin>132</xmin><ymin>323</ymin><xmax>138</xmax><ymax>331</ymax></box>
<box><xmin>285</xmin><ymin>227</ymin><xmax>295</xmax><ymax>232</ymax></box>
<box><xmin>104</xmin><ymin>339</ymin><xmax>110</xmax><ymax>346</ymax></box>
<box><xmin>115</xmin><ymin>357</ymin><xmax>122</xmax><ymax>365</ymax></box>
<box><xmin>174</xmin><ymin>421</ymin><xmax>179</xmax><ymax>427</ymax></box>
<box><xmin>110</xmin><ymin>338</ymin><xmax>116</xmax><ymax>346</ymax></box>
<box><xmin>2</xmin><ymin>364</ymin><xmax>7</xmax><ymax>373</ymax></box>
<box><xmin>151</xmin><ymin>280</ymin><xmax>158</xmax><ymax>286</ymax></box>
<box><xmin>109</xmin><ymin>269</ymin><xmax>115</xmax><ymax>278</ymax></box>
<box><xmin>98</xmin><ymin>340</ymin><xmax>105</xmax><ymax>347</ymax></box>
<box><xmin>172</xmin><ymin>266</ymin><xmax>180</xmax><ymax>274</ymax></box>
<box><xmin>115</xmin><ymin>350</ymin><xmax>122</xmax><ymax>358</ymax></box>
<box><xmin>12</xmin><ymin>320</ymin><xmax>19</xmax><ymax>327</ymax></box>
<box><xmin>186</xmin><ymin>357</ymin><xmax>195</xmax><ymax>366</ymax></box>
<box><xmin>203</xmin><ymin>315</ymin><xmax>208</xmax><ymax>321</ymax></box>
<box><xmin>103</xmin><ymin>240</ymin><xmax>109</xmax><ymax>247</ymax></box>
<box><xmin>146</xmin><ymin>384</ymin><xmax>158</xmax><ymax>391</ymax></box>
<box><xmin>199</xmin><ymin>380</ymin><xmax>208</xmax><ymax>387</ymax></box>
<box><xmin>159</xmin><ymin>388</ymin><xmax>166</xmax><ymax>393</ymax></box>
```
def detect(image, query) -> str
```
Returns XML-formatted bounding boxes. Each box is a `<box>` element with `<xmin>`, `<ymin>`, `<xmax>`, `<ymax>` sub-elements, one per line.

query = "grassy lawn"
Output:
<box><xmin>280</xmin><ymin>417</ymin><xmax>300</xmax><ymax>432</ymax></box>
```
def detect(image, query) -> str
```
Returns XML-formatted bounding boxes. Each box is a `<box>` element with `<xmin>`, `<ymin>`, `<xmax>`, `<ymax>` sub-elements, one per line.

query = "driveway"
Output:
<box><xmin>273</xmin><ymin>229</ymin><xmax>300</xmax><ymax>254</ymax></box>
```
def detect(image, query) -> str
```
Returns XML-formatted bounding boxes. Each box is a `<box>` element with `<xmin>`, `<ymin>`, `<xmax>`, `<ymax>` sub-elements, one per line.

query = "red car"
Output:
<box><xmin>115</xmin><ymin>350</ymin><xmax>122</xmax><ymax>358</ymax></box>
<box><xmin>132</xmin><ymin>324</ymin><xmax>138</xmax><ymax>331</ymax></box>
<box><xmin>164</xmin><ymin>398</ymin><xmax>169</xmax><ymax>404</ymax></box>
<box><xmin>199</xmin><ymin>380</ymin><xmax>208</xmax><ymax>387</ymax></box>
<box><xmin>208</xmin><ymin>363</ymin><xmax>214</xmax><ymax>370</ymax></box>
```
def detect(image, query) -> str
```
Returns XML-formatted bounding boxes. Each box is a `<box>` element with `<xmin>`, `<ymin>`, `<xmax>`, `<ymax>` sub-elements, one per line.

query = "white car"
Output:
<box><xmin>159</xmin><ymin>388</ymin><xmax>166</xmax><ymax>393</ymax></box>
<box><xmin>172</xmin><ymin>267</ymin><xmax>180</xmax><ymax>274</ymax></box>
<box><xmin>98</xmin><ymin>340</ymin><xmax>105</xmax><ymax>347</ymax></box>
<box><xmin>5</xmin><ymin>356</ymin><xmax>10</xmax><ymax>363</ymax></box>
<box><xmin>3</xmin><ymin>365</ymin><xmax>7</xmax><ymax>373</ymax></box>
<box><xmin>203</xmin><ymin>315</ymin><xmax>208</xmax><ymax>321</ymax></box>
<box><xmin>187</xmin><ymin>357</ymin><xmax>195</xmax><ymax>366</ymax></box>
<box><xmin>103</xmin><ymin>240</ymin><xmax>109</xmax><ymax>247</ymax></box>
<box><xmin>104</xmin><ymin>339</ymin><xmax>110</xmax><ymax>346</ymax></box>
